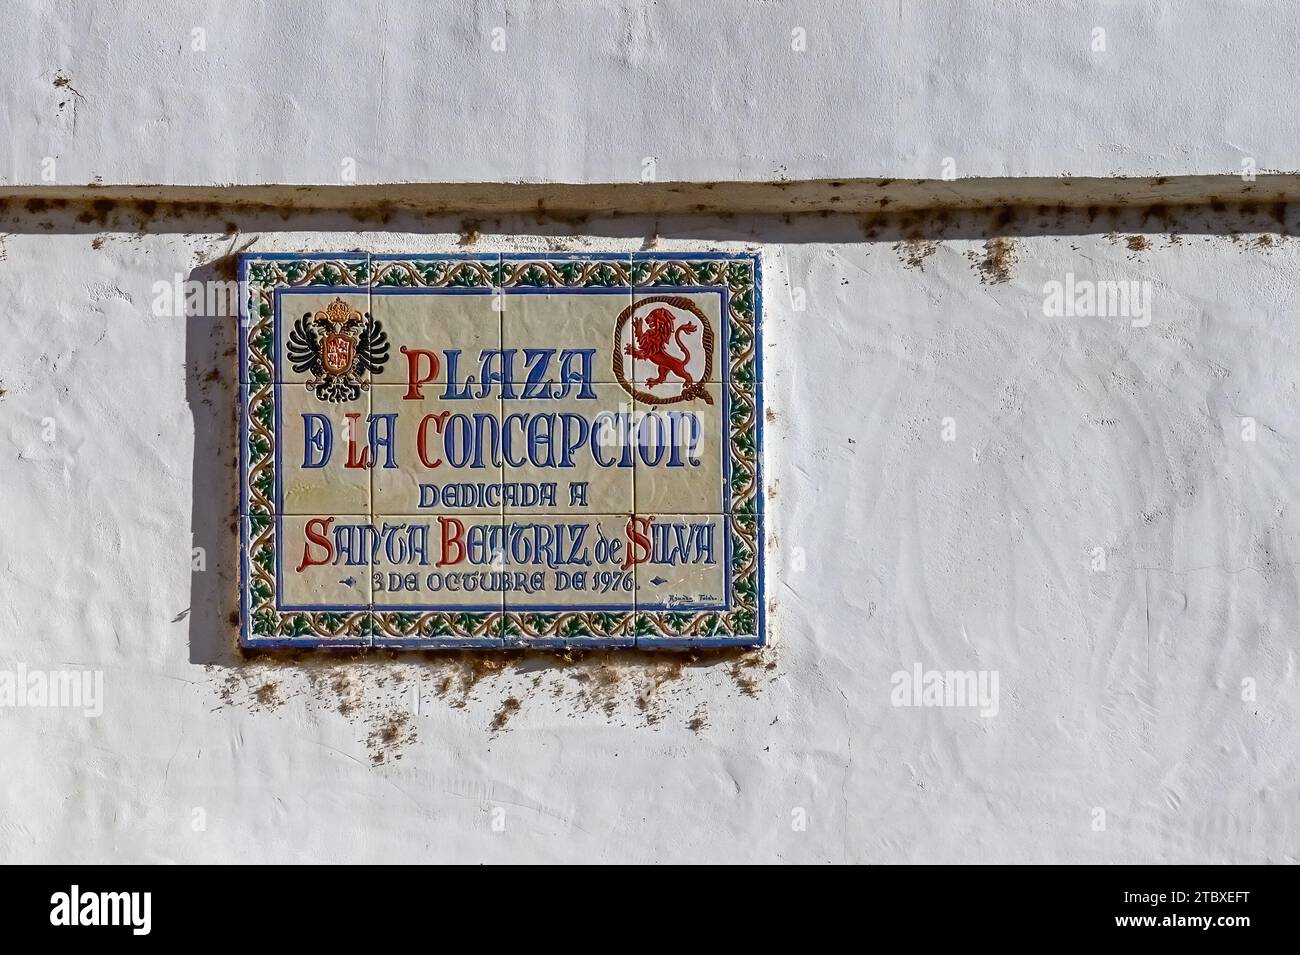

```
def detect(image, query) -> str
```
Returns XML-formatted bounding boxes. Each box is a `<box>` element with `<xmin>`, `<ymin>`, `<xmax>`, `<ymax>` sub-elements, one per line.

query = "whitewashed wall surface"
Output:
<box><xmin>2</xmin><ymin>1</ymin><xmax>1299</xmax><ymax>864</ymax></box>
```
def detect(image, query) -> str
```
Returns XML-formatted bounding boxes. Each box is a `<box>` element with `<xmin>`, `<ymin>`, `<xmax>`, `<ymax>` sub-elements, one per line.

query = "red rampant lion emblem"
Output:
<box><xmin>625</xmin><ymin>307</ymin><xmax>697</xmax><ymax>388</ymax></box>
<box><xmin>616</xmin><ymin>299</ymin><xmax>714</xmax><ymax>405</ymax></box>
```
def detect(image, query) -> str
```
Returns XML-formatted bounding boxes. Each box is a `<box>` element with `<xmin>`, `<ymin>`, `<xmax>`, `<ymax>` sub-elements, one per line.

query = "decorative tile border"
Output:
<box><xmin>238</xmin><ymin>252</ymin><xmax>764</xmax><ymax>649</ymax></box>
<box><xmin>631</xmin><ymin>253</ymin><xmax>761</xmax><ymax>646</ymax></box>
<box><xmin>240</xmin><ymin>254</ymin><xmax>373</xmax><ymax>647</ymax></box>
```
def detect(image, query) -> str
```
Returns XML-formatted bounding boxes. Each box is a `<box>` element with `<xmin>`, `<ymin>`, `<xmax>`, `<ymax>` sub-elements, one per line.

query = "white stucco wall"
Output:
<box><xmin>3</xmin><ymin>0</ymin><xmax>1297</xmax><ymax>187</ymax></box>
<box><xmin>3</xmin><ymin>209</ymin><xmax>1298</xmax><ymax>862</ymax></box>
<box><xmin>2</xmin><ymin>3</ymin><xmax>1298</xmax><ymax>864</ymax></box>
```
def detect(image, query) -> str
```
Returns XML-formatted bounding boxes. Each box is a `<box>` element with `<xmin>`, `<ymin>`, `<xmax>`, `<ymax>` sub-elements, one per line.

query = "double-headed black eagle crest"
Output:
<box><xmin>286</xmin><ymin>297</ymin><xmax>390</xmax><ymax>402</ymax></box>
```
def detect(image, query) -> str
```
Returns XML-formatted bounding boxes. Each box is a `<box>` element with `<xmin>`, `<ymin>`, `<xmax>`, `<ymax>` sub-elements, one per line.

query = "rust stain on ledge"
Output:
<box><xmin>3</xmin><ymin>174</ymin><xmax>1300</xmax><ymax>223</ymax></box>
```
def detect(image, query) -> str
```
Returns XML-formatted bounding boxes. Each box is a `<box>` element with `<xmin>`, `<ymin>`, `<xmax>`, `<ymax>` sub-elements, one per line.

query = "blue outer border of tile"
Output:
<box><xmin>239</xmin><ymin>251</ymin><xmax>764</xmax><ymax>651</ymax></box>
<box><xmin>564</xmin><ymin>634</ymin><xmax>638</xmax><ymax>649</ymax></box>
<box><xmin>239</xmin><ymin>254</ymin><xmax>249</xmax><ymax>646</ymax></box>
<box><xmin>756</xmin><ymin>254</ymin><xmax>765</xmax><ymax>649</ymax></box>
<box><xmin>239</xmin><ymin>252</ymin><xmax>374</xmax><ymax>649</ymax></box>
<box><xmin>372</xmin><ymin>634</ymin><xmax>504</xmax><ymax>650</ymax></box>
<box><xmin>630</xmin><ymin>252</ymin><xmax>764</xmax><ymax>649</ymax></box>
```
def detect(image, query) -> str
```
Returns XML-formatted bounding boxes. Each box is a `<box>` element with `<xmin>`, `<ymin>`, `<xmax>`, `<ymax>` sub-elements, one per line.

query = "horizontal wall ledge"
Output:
<box><xmin>4</xmin><ymin>175</ymin><xmax>1300</xmax><ymax>222</ymax></box>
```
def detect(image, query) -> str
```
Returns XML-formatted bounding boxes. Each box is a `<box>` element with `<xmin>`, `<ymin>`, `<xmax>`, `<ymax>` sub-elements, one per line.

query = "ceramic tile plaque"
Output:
<box><xmin>239</xmin><ymin>253</ymin><xmax>764</xmax><ymax>648</ymax></box>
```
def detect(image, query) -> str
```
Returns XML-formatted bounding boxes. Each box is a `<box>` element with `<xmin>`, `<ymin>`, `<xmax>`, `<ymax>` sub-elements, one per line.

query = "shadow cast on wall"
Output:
<box><xmin>184</xmin><ymin>259</ymin><xmax>243</xmax><ymax>666</ymax></box>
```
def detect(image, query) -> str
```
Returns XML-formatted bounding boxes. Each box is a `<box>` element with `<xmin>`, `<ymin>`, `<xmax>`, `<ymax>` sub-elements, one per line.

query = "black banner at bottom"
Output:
<box><xmin>0</xmin><ymin>866</ymin><xmax>1286</xmax><ymax>941</ymax></box>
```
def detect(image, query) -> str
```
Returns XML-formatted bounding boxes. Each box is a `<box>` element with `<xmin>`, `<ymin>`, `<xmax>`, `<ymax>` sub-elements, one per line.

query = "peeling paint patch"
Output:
<box><xmin>895</xmin><ymin>238</ymin><xmax>938</xmax><ymax>270</ymax></box>
<box><xmin>973</xmin><ymin>237</ymin><xmax>1016</xmax><ymax>284</ymax></box>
